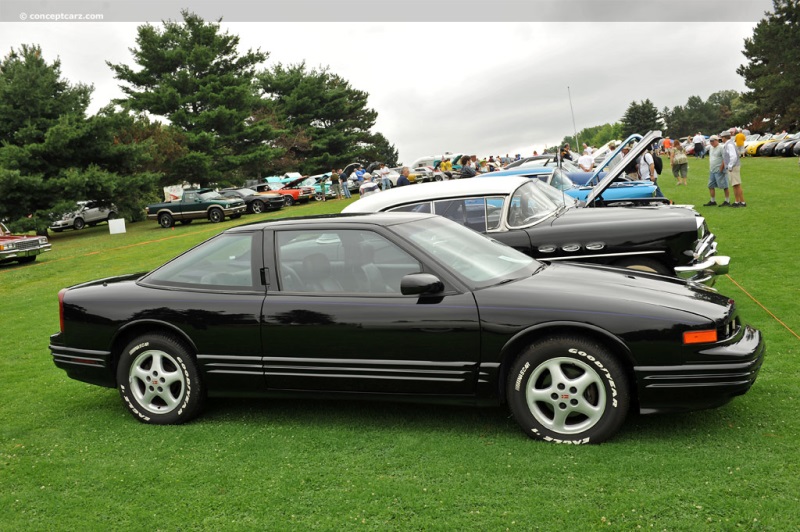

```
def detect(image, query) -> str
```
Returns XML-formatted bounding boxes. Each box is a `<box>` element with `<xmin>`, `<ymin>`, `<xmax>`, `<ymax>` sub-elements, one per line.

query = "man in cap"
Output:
<box><xmin>703</xmin><ymin>135</ymin><xmax>730</xmax><ymax>206</ymax></box>
<box><xmin>721</xmin><ymin>129</ymin><xmax>746</xmax><ymax>207</ymax></box>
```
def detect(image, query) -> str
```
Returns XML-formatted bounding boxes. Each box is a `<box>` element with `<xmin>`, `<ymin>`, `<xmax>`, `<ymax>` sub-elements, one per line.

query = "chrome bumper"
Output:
<box><xmin>675</xmin><ymin>255</ymin><xmax>730</xmax><ymax>286</ymax></box>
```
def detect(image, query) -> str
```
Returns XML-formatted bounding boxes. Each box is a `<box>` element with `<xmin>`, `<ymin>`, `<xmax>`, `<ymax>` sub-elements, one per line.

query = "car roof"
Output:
<box><xmin>342</xmin><ymin>175</ymin><xmax>531</xmax><ymax>213</ymax></box>
<box><xmin>225</xmin><ymin>212</ymin><xmax>438</xmax><ymax>233</ymax></box>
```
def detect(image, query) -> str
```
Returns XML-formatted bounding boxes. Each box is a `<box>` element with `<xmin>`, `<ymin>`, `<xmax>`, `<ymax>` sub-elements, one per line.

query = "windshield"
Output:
<box><xmin>531</xmin><ymin>180</ymin><xmax>578</xmax><ymax>208</ymax></box>
<box><xmin>506</xmin><ymin>181</ymin><xmax>560</xmax><ymax>228</ymax></box>
<box><xmin>392</xmin><ymin>216</ymin><xmax>539</xmax><ymax>287</ymax></box>
<box><xmin>548</xmin><ymin>169</ymin><xmax>577</xmax><ymax>191</ymax></box>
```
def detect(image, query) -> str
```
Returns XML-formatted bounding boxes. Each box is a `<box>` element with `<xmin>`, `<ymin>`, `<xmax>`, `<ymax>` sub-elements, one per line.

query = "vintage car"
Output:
<box><xmin>343</xmin><ymin>175</ymin><xmax>728</xmax><ymax>285</ymax></box>
<box><xmin>1</xmin><ymin>222</ymin><xmax>51</xmax><ymax>264</ymax></box>
<box><xmin>49</xmin><ymin>213</ymin><xmax>764</xmax><ymax>444</ymax></box>
<box><xmin>146</xmin><ymin>189</ymin><xmax>246</xmax><ymax>228</ymax></box>
<box><xmin>253</xmin><ymin>179</ymin><xmax>314</xmax><ymax>206</ymax></box>
<box><xmin>218</xmin><ymin>188</ymin><xmax>284</xmax><ymax>214</ymax></box>
<box><xmin>50</xmin><ymin>200</ymin><xmax>118</xmax><ymax>232</ymax></box>
<box><xmin>485</xmin><ymin>132</ymin><xmax>667</xmax><ymax>204</ymax></box>
<box><xmin>772</xmin><ymin>132</ymin><xmax>800</xmax><ymax>156</ymax></box>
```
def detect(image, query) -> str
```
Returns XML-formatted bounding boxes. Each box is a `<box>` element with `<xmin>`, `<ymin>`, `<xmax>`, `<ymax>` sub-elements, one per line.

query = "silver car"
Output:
<box><xmin>50</xmin><ymin>200</ymin><xmax>117</xmax><ymax>231</ymax></box>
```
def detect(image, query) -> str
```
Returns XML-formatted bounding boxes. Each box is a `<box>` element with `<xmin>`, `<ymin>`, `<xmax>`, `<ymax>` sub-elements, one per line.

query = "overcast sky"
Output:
<box><xmin>0</xmin><ymin>1</ymin><xmax>769</xmax><ymax>165</ymax></box>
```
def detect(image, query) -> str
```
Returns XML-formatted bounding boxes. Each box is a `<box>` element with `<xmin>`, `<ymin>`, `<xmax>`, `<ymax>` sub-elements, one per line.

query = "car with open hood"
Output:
<box><xmin>343</xmin><ymin>175</ymin><xmax>729</xmax><ymax>285</ymax></box>
<box><xmin>50</xmin><ymin>212</ymin><xmax>763</xmax><ymax>444</ymax></box>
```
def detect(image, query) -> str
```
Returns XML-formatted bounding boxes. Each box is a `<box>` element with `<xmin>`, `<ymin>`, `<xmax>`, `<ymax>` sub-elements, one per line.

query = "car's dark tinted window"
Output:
<box><xmin>143</xmin><ymin>233</ymin><xmax>256</xmax><ymax>289</ymax></box>
<box><xmin>275</xmin><ymin>229</ymin><xmax>420</xmax><ymax>294</ymax></box>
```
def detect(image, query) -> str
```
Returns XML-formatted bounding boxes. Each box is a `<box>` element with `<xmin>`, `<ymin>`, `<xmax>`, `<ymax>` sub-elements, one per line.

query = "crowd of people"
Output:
<box><xmin>317</xmin><ymin>129</ymin><xmax>748</xmax><ymax>209</ymax></box>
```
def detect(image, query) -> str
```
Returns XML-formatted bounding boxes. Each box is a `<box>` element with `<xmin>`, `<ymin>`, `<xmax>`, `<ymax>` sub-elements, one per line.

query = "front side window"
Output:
<box><xmin>143</xmin><ymin>233</ymin><xmax>257</xmax><ymax>289</ymax></box>
<box><xmin>275</xmin><ymin>229</ymin><xmax>421</xmax><ymax>294</ymax></box>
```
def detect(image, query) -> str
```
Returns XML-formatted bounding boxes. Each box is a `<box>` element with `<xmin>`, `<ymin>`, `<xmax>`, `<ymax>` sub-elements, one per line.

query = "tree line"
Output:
<box><xmin>0</xmin><ymin>11</ymin><xmax>398</xmax><ymax>233</ymax></box>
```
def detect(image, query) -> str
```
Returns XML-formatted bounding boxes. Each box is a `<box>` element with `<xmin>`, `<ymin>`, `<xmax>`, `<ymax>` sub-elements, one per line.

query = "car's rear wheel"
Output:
<box><xmin>73</xmin><ymin>217</ymin><xmax>85</xmax><ymax>230</ymax></box>
<box><xmin>158</xmin><ymin>212</ymin><xmax>174</xmax><ymax>228</ymax></box>
<box><xmin>107</xmin><ymin>211</ymin><xmax>117</xmax><ymax>221</ymax></box>
<box><xmin>251</xmin><ymin>200</ymin><xmax>265</xmax><ymax>214</ymax></box>
<box><xmin>506</xmin><ymin>336</ymin><xmax>630</xmax><ymax>444</ymax></box>
<box><xmin>117</xmin><ymin>333</ymin><xmax>204</xmax><ymax>425</ymax></box>
<box><xmin>613</xmin><ymin>257</ymin><xmax>671</xmax><ymax>276</ymax></box>
<box><xmin>208</xmin><ymin>208</ymin><xmax>224</xmax><ymax>223</ymax></box>
<box><xmin>284</xmin><ymin>196</ymin><xmax>294</xmax><ymax>206</ymax></box>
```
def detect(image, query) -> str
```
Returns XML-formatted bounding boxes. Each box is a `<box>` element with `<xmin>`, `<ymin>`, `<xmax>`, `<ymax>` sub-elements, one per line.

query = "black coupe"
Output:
<box><xmin>50</xmin><ymin>213</ymin><xmax>764</xmax><ymax>444</ymax></box>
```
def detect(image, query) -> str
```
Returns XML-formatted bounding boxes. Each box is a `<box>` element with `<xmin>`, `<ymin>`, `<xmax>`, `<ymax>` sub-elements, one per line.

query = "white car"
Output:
<box><xmin>50</xmin><ymin>200</ymin><xmax>118</xmax><ymax>232</ymax></box>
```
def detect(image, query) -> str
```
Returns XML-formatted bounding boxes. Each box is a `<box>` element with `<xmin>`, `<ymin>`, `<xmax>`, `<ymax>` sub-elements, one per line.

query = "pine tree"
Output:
<box><xmin>108</xmin><ymin>10</ymin><xmax>283</xmax><ymax>186</ymax></box>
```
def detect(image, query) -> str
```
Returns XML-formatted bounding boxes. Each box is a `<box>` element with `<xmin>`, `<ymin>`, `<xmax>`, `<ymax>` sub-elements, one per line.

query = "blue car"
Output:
<box><xmin>483</xmin><ymin>131</ymin><xmax>668</xmax><ymax>206</ymax></box>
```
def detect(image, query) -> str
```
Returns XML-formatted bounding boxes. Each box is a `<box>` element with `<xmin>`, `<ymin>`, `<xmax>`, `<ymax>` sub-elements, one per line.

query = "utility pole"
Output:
<box><xmin>567</xmin><ymin>86</ymin><xmax>579</xmax><ymax>152</ymax></box>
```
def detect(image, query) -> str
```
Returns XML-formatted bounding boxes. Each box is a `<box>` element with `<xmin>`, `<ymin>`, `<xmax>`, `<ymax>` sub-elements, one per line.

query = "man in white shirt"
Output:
<box><xmin>359</xmin><ymin>174</ymin><xmax>380</xmax><ymax>197</ymax></box>
<box><xmin>692</xmin><ymin>132</ymin><xmax>705</xmax><ymax>159</ymax></box>
<box><xmin>720</xmin><ymin>129</ymin><xmax>746</xmax><ymax>207</ymax></box>
<box><xmin>637</xmin><ymin>149</ymin><xmax>656</xmax><ymax>182</ymax></box>
<box><xmin>577</xmin><ymin>149</ymin><xmax>594</xmax><ymax>172</ymax></box>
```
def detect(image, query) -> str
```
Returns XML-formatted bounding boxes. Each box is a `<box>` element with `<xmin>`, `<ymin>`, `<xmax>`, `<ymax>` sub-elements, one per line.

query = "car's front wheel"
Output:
<box><xmin>117</xmin><ymin>333</ymin><xmax>204</xmax><ymax>425</ymax></box>
<box><xmin>158</xmin><ymin>212</ymin><xmax>174</xmax><ymax>228</ymax></box>
<box><xmin>73</xmin><ymin>217</ymin><xmax>85</xmax><ymax>230</ymax></box>
<box><xmin>283</xmin><ymin>196</ymin><xmax>294</xmax><ymax>206</ymax></box>
<box><xmin>506</xmin><ymin>336</ymin><xmax>630</xmax><ymax>444</ymax></box>
<box><xmin>251</xmin><ymin>200</ymin><xmax>265</xmax><ymax>214</ymax></box>
<box><xmin>208</xmin><ymin>208</ymin><xmax>224</xmax><ymax>223</ymax></box>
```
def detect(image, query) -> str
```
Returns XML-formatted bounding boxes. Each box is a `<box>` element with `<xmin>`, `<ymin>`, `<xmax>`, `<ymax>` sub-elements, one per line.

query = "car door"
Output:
<box><xmin>260</xmin><ymin>226</ymin><xmax>481</xmax><ymax>396</ymax></box>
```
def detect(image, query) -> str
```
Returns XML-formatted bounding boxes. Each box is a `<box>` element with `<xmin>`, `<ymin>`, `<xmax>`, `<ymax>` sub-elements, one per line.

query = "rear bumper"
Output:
<box><xmin>49</xmin><ymin>332</ymin><xmax>116</xmax><ymax>388</ymax></box>
<box><xmin>635</xmin><ymin>325</ymin><xmax>764</xmax><ymax>414</ymax></box>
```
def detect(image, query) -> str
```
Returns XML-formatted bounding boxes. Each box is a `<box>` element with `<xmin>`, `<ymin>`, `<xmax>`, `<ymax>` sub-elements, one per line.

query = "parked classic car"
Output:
<box><xmin>146</xmin><ymin>189</ymin><xmax>246</xmax><ymax>228</ymax></box>
<box><xmin>343</xmin><ymin>175</ymin><xmax>728</xmax><ymax>285</ymax></box>
<box><xmin>1</xmin><ymin>222</ymin><xmax>51</xmax><ymax>264</ymax></box>
<box><xmin>50</xmin><ymin>200</ymin><xmax>118</xmax><ymax>232</ymax></box>
<box><xmin>218</xmin><ymin>188</ymin><xmax>284</xmax><ymax>214</ymax></box>
<box><xmin>50</xmin><ymin>213</ymin><xmax>763</xmax><ymax>443</ymax></box>
<box><xmin>253</xmin><ymin>179</ymin><xmax>314</xmax><ymax>206</ymax></box>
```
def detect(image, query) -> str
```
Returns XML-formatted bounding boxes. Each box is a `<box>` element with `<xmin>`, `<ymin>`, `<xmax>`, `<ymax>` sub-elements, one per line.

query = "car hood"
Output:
<box><xmin>546</xmin><ymin>203</ymin><xmax>697</xmax><ymax>232</ymax></box>
<box><xmin>484</xmin><ymin>261</ymin><xmax>730</xmax><ymax>323</ymax></box>
<box><xmin>585</xmin><ymin>130</ymin><xmax>662</xmax><ymax>205</ymax></box>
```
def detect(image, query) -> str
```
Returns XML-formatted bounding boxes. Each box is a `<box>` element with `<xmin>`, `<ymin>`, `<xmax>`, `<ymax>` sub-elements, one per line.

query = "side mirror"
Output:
<box><xmin>400</xmin><ymin>273</ymin><xmax>444</xmax><ymax>296</ymax></box>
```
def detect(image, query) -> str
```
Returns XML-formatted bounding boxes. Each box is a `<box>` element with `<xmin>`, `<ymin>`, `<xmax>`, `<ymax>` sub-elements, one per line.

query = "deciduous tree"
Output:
<box><xmin>737</xmin><ymin>0</ymin><xmax>800</xmax><ymax>131</ymax></box>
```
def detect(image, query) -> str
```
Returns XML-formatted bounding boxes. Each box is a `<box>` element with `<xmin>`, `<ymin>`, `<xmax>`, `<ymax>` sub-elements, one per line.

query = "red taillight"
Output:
<box><xmin>683</xmin><ymin>329</ymin><xmax>718</xmax><ymax>344</ymax></box>
<box><xmin>58</xmin><ymin>288</ymin><xmax>67</xmax><ymax>332</ymax></box>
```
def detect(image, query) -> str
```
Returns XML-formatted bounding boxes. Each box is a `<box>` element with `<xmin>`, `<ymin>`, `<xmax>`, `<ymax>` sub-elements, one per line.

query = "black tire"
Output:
<box><xmin>613</xmin><ymin>257</ymin><xmax>672</xmax><ymax>276</ymax></box>
<box><xmin>107</xmin><ymin>211</ymin><xmax>117</xmax><ymax>221</ymax></box>
<box><xmin>283</xmin><ymin>196</ymin><xmax>294</xmax><ymax>206</ymax></box>
<box><xmin>251</xmin><ymin>200</ymin><xmax>265</xmax><ymax>214</ymax></box>
<box><xmin>117</xmin><ymin>333</ymin><xmax>204</xmax><ymax>425</ymax></box>
<box><xmin>208</xmin><ymin>208</ymin><xmax>224</xmax><ymax>223</ymax></box>
<box><xmin>230</xmin><ymin>213</ymin><xmax>242</xmax><ymax>219</ymax></box>
<box><xmin>158</xmin><ymin>212</ymin><xmax>174</xmax><ymax>228</ymax></box>
<box><xmin>506</xmin><ymin>336</ymin><xmax>630</xmax><ymax>444</ymax></box>
<box><xmin>73</xmin><ymin>217</ymin><xmax>85</xmax><ymax>230</ymax></box>
<box><xmin>18</xmin><ymin>256</ymin><xmax>36</xmax><ymax>264</ymax></box>
<box><xmin>314</xmin><ymin>192</ymin><xmax>325</xmax><ymax>202</ymax></box>
<box><xmin>179</xmin><ymin>219</ymin><xmax>193</xmax><ymax>225</ymax></box>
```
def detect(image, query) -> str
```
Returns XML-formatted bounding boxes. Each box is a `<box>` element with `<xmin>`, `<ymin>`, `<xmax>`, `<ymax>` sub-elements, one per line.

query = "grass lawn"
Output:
<box><xmin>1</xmin><ymin>159</ymin><xmax>798</xmax><ymax>529</ymax></box>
